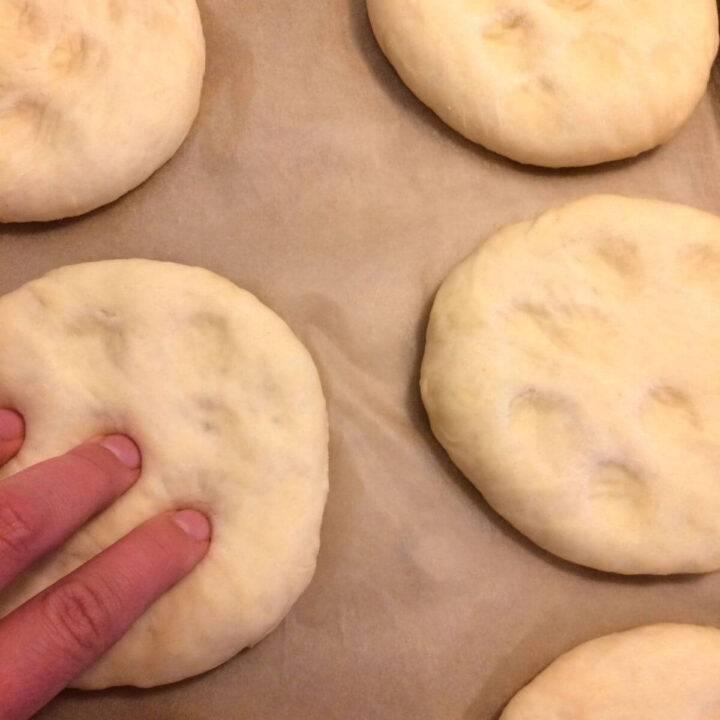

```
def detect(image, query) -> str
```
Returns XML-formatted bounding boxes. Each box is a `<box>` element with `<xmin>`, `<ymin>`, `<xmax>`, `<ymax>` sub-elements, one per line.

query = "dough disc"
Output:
<box><xmin>501</xmin><ymin>624</ymin><xmax>720</xmax><ymax>719</ymax></box>
<box><xmin>0</xmin><ymin>0</ymin><xmax>205</xmax><ymax>223</ymax></box>
<box><xmin>367</xmin><ymin>0</ymin><xmax>718</xmax><ymax>167</ymax></box>
<box><xmin>421</xmin><ymin>195</ymin><xmax>720</xmax><ymax>574</ymax></box>
<box><xmin>0</xmin><ymin>260</ymin><xmax>329</xmax><ymax>688</ymax></box>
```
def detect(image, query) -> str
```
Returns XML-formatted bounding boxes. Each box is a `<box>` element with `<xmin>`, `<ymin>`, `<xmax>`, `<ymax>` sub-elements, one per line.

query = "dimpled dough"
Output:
<box><xmin>500</xmin><ymin>624</ymin><xmax>720</xmax><ymax>720</ymax></box>
<box><xmin>0</xmin><ymin>0</ymin><xmax>205</xmax><ymax>223</ymax></box>
<box><xmin>0</xmin><ymin>260</ymin><xmax>329</xmax><ymax>688</ymax></box>
<box><xmin>421</xmin><ymin>195</ymin><xmax>720</xmax><ymax>575</ymax></box>
<box><xmin>367</xmin><ymin>0</ymin><xmax>718</xmax><ymax>168</ymax></box>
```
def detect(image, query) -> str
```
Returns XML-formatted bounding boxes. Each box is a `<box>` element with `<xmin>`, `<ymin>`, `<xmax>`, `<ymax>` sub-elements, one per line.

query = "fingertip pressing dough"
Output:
<box><xmin>421</xmin><ymin>195</ymin><xmax>720</xmax><ymax>574</ymax></box>
<box><xmin>367</xmin><ymin>0</ymin><xmax>719</xmax><ymax>167</ymax></box>
<box><xmin>501</xmin><ymin>624</ymin><xmax>720</xmax><ymax>719</ymax></box>
<box><xmin>0</xmin><ymin>0</ymin><xmax>205</xmax><ymax>223</ymax></box>
<box><xmin>0</xmin><ymin>260</ymin><xmax>329</xmax><ymax>688</ymax></box>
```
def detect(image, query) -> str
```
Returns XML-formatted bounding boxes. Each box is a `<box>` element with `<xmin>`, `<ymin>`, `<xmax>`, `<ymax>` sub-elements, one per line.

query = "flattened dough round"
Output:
<box><xmin>367</xmin><ymin>0</ymin><xmax>718</xmax><ymax>167</ymax></box>
<box><xmin>0</xmin><ymin>0</ymin><xmax>205</xmax><ymax>223</ymax></box>
<box><xmin>421</xmin><ymin>195</ymin><xmax>720</xmax><ymax>574</ymax></box>
<box><xmin>501</xmin><ymin>624</ymin><xmax>720</xmax><ymax>720</ymax></box>
<box><xmin>0</xmin><ymin>260</ymin><xmax>329</xmax><ymax>688</ymax></box>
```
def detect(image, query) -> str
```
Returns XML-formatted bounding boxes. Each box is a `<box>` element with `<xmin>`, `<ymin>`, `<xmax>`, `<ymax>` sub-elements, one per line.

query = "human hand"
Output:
<box><xmin>0</xmin><ymin>409</ymin><xmax>211</xmax><ymax>720</ymax></box>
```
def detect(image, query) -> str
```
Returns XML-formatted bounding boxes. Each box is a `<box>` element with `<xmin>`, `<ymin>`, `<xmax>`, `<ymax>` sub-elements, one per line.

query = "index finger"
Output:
<box><xmin>0</xmin><ymin>436</ymin><xmax>141</xmax><ymax>589</ymax></box>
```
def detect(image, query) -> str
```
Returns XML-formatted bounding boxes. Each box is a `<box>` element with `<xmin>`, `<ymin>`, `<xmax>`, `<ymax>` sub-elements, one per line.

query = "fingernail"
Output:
<box><xmin>99</xmin><ymin>435</ymin><xmax>141</xmax><ymax>470</ymax></box>
<box><xmin>172</xmin><ymin>509</ymin><xmax>212</xmax><ymax>541</ymax></box>
<box><xmin>0</xmin><ymin>409</ymin><xmax>24</xmax><ymax>441</ymax></box>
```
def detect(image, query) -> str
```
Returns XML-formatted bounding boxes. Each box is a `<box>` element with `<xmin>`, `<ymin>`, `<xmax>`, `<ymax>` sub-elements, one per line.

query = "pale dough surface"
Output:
<box><xmin>0</xmin><ymin>0</ymin><xmax>205</xmax><ymax>223</ymax></box>
<box><xmin>501</xmin><ymin>624</ymin><xmax>720</xmax><ymax>719</ymax></box>
<box><xmin>0</xmin><ymin>260</ymin><xmax>329</xmax><ymax>688</ymax></box>
<box><xmin>367</xmin><ymin>0</ymin><xmax>718</xmax><ymax>168</ymax></box>
<box><xmin>421</xmin><ymin>195</ymin><xmax>720</xmax><ymax>574</ymax></box>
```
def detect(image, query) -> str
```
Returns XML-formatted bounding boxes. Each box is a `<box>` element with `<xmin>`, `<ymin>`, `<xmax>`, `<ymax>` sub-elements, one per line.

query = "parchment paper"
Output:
<box><xmin>3</xmin><ymin>1</ymin><xmax>720</xmax><ymax>718</ymax></box>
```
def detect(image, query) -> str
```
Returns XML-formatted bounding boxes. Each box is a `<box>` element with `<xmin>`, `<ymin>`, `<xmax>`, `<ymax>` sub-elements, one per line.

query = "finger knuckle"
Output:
<box><xmin>0</xmin><ymin>494</ymin><xmax>36</xmax><ymax>557</ymax></box>
<box><xmin>41</xmin><ymin>579</ymin><xmax>114</xmax><ymax>660</ymax></box>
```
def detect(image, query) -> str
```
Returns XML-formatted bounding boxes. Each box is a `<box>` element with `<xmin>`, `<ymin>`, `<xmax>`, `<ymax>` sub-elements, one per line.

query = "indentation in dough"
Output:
<box><xmin>186</xmin><ymin>312</ymin><xmax>234</xmax><ymax>373</ymax></box>
<box><xmin>4</xmin><ymin>0</ymin><xmax>42</xmax><ymax>31</ymax></box>
<box><xmin>479</xmin><ymin>9</ymin><xmax>533</xmax><ymax>72</ymax></box>
<box><xmin>49</xmin><ymin>33</ymin><xmax>89</xmax><ymax>74</ymax></box>
<box><xmin>0</xmin><ymin>93</ymin><xmax>76</xmax><ymax>151</ymax></box>
<box><xmin>195</xmin><ymin>396</ymin><xmax>236</xmax><ymax>434</ymax></box>
<box><xmin>641</xmin><ymin>386</ymin><xmax>701</xmax><ymax>434</ymax></box>
<box><xmin>0</xmin><ymin>96</ymin><xmax>51</xmax><ymax>134</ymax></box>
<box><xmin>28</xmin><ymin>287</ymin><xmax>51</xmax><ymax>309</ymax></box>
<box><xmin>506</xmin><ymin>75</ymin><xmax>559</xmax><ymax>124</ymax></box>
<box><xmin>481</xmin><ymin>9</ymin><xmax>528</xmax><ymax>41</ymax></box>
<box><xmin>513</xmin><ymin>304</ymin><xmax>566</xmax><ymax>345</ymax></box>
<box><xmin>508</xmin><ymin>301</ymin><xmax>608</xmax><ymax>356</ymax></box>
<box><xmin>68</xmin><ymin>310</ymin><xmax>127</xmax><ymax>369</ymax></box>
<box><xmin>594</xmin><ymin>237</ymin><xmax>641</xmax><ymax>281</ymax></box>
<box><xmin>50</xmin><ymin>30</ymin><xmax>110</xmax><ymax>78</ymax></box>
<box><xmin>509</xmin><ymin>391</ymin><xmax>584</xmax><ymax>471</ymax></box>
<box><xmin>680</xmin><ymin>244</ymin><xmax>720</xmax><ymax>285</ymax></box>
<box><xmin>590</xmin><ymin>462</ymin><xmax>650</xmax><ymax>523</ymax></box>
<box><xmin>96</xmin><ymin>307</ymin><xmax>119</xmax><ymax>321</ymax></box>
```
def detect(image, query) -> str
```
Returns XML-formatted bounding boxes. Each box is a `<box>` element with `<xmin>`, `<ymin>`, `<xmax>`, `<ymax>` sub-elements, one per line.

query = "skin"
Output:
<box><xmin>0</xmin><ymin>407</ymin><xmax>212</xmax><ymax>720</ymax></box>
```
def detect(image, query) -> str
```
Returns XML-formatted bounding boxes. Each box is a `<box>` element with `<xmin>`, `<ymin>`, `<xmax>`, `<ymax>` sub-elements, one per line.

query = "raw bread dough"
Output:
<box><xmin>367</xmin><ymin>0</ymin><xmax>718</xmax><ymax>168</ymax></box>
<box><xmin>421</xmin><ymin>195</ymin><xmax>720</xmax><ymax>574</ymax></box>
<box><xmin>0</xmin><ymin>0</ymin><xmax>205</xmax><ymax>223</ymax></box>
<box><xmin>501</xmin><ymin>624</ymin><xmax>720</xmax><ymax>719</ymax></box>
<box><xmin>0</xmin><ymin>260</ymin><xmax>329</xmax><ymax>688</ymax></box>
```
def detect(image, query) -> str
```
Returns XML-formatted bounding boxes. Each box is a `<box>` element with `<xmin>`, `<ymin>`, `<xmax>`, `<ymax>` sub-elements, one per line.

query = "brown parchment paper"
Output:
<box><xmin>3</xmin><ymin>1</ymin><xmax>720</xmax><ymax>718</ymax></box>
